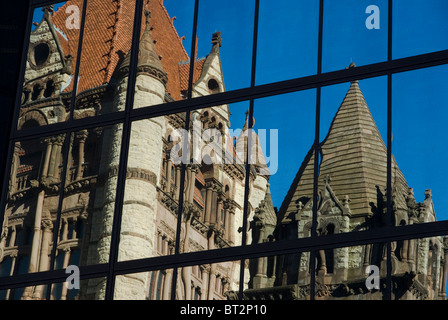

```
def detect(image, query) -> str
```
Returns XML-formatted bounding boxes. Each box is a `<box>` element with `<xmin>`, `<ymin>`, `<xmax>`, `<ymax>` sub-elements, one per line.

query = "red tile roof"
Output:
<box><xmin>51</xmin><ymin>0</ymin><xmax>198</xmax><ymax>100</ymax></box>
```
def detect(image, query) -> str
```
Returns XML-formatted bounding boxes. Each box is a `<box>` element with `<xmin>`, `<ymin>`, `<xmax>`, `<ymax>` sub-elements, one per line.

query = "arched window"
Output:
<box><xmin>31</xmin><ymin>83</ymin><xmax>41</xmax><ymax>100</ymax></box>
<box><xmin>44</xmin><ymin>79</ymin><xmax>55</xmax><ymax>98</ymax></box>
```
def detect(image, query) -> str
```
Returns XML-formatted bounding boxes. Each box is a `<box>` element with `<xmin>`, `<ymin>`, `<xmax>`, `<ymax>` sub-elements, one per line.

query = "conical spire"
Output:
<box><xmin>117</xmin><ymin>10</ymin><xmax>167</xmax><ymax>84</ymax></box>
<box><xmin>137</xmin><ymin>10</ymin><xmax>165</xmax><ymax>72</ymax></box>
<box><xmin>279</xmin><ymin>63</ymin><xmax>408</xmax><ymax>219</ymax></box>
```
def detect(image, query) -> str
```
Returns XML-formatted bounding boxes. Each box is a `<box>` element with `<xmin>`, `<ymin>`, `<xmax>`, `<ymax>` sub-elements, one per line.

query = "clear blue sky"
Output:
<box><xmin>34</xmin><ymin>1</ymin><xmax>448</xmax><ymax>221</ymax></box>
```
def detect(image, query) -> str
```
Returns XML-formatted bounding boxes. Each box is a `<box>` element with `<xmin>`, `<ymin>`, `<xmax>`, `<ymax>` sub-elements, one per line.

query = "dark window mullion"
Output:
<box><xmin>44</xmin><ymin>0</ymin><xmax>88</xmax><ymax>300</ymax></box>
<box><xmin>170</xmin><ymin>0</ymin><xmax>199</xmax><ymax>300</ymax></box>
<box><xmin>310</xmin><ymin>0</ymin><xmax>324</xmax><ymax>301</ymax></box>
<box><xmin>385</xmin><ymin>0</ymin><xmax>394</xmax><ymax>301</ymax></box>
<box><xmin>104</xmin><ymin>0</ymin><xmax>144</xmax><ymax>301</ymax></box>
<box><xmin>0</xmin><ymin>1</ymin><xmax>33</xmax><ymax>248</ymax></box>
<box><xmin>67</xmin><ymin>0</ymin><xmax>88</xmax><ymax>123</ymax></box>
<box><xmin>237</xmin><ymin>0</ymin><xmax>259</xmax><ymax>301</ymax></box>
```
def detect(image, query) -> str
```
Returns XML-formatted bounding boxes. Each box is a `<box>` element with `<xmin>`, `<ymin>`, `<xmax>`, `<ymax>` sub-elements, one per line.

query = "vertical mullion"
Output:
<box><xmin>67</xmin><ymin>0</ymin><xmax>88</xmax><ymax>123</ymax></box>
<box><xmin>170</xmin><ymin>0</ymin><xmax>199</xmax><ymax>301</ymax></box>
<box><xmin>238</xmin><ymin>0</ymin><xmax>259</xmax><ymax>301</ymax></box>
<box><xmin>0</xmin><ymin>1</ymin><xmax>33</xmax><ymax>242</ymax></box>
<box><xmin>104</xmin><ymin>0</ymin><xmax>144</xmax><ymax>300</ymax></box>
<box><xmin>385</xmin><ymin>0</ymin><xmax>393</xmax><ymax>301</ymax></box>
<box><xmin>310</xmin><ymin>0</ymin><xmax>324</xmax><ymax>301</ymax></box>
<box><xmin>45</xmin><ymin>0</ymin><xmax>88</xmax><ymax>300</ymax></box>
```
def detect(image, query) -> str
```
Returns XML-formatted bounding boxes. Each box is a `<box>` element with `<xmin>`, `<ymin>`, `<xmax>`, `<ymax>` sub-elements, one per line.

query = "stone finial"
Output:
<box><xmin>324</xmin><ymin>175</ymin><xmax>331</xmax><ymax>185</ymax></box>
<box><xmin>342</xmin><ymin>195</ymin><xmax>351</xmax><ymax>208</ymax></box>
<box><xmin>211</xmin><ymin>31</ymin><xmax>222</xmax><ymax>48</ymax></box>
<box><xmin>425</xmin><ymin>189</ymin><xmax>432</xmax><ymax>199</ymax></box>
<box><xmin>42</xmin><ymin>5</ymin><xmax>54</xmax><ymax>18</ymax></box>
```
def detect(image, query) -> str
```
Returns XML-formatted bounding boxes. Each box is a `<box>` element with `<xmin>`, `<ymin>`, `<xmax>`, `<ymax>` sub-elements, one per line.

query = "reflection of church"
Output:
<box><xmin>239</xmin><ymin>68</ymin><xmax>448</xmax><ymax>300</ymax></box>
<box><xmin>0</xmin><ymin>0</ymin><xmax>446</xmax><ymax>301</ymax></box>
<box><xmin>0</xmin><ymin>0</ymin><xmax>271</xmax><ymax>300</ymax></box>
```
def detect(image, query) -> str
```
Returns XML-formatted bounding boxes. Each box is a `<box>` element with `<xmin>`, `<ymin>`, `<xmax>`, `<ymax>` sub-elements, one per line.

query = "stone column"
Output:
<box><xmin>216</xmin><ymin>195</ymin><xmax>224</xmax><ymax>228</ymax></box>
<box><xmin>223</xmin><ymin>201</ymin><xmax>230</xmax><ymax>240</ymax></box>
<box><xmin>229</xmin><ymin>204</ymin><xmax>236</xmax><ymax>245</ymax></box>
<box><xmin>165</xmin><ymin>154</ymin><xmax>172</xmax><ymax>195</ymax></box>
<box><xmin>175</xmin><ymin>166</ymin><xmax>181</xmax><ymax>200</ymax></box>
<box><xmin>210</xmin><ymin>184</ymin><xmax>218</xmax><ymax>225</ymax></box>
<box><xmin>76</xmin><ymin>130</ymin><xmax>88</xmax><ymax>180</ymax></box>
<box><xmin>364</xmin><ymin>244</ymin><xmax>372</xmax><ymax>267</ymax></box>
<box><xmin>407</xmin><ymin>218</ymin><xmax>416</xmax><ymax>272</ymax></box>
<box><xmin>200</xmin><ymin>264</ymin><xmax>210</xmax><ymax>300</ymax></box>
<box><xmin>47</xmin><ymin>135</ymin><xmax>63</xmax><ymax>180</ymax></box>
<box><xmin>33</xmin><ymin>219</ymin><xmax>53</xmax><ymax>299</ymax></box>
<box><xmin>5</xmin><ymin>253</ymin><xmax>17</xmax><ymax>300</ymax></box>
<box><xmin>162</xmin><ymin>269</ymin><xmax>172</xmax><ymax>300</ymax></box>
<box><xmin>28</xmin><ymin>189</ymin><xmax>46</xmax><ymax>274</ymax></box>
<box><xmin>10</xmin><ymin>143</ymin><xmax>21</xmax><ymax>193</ymax></box>
<box><xmin>207</xmin><ymin>264</ymin><xmax>216</xmax><ymax>300</ymax></box>
<box><xmin>441</xmin><ymin>245</ymin><xmax>448</xmax><ymax>298</ymax></box>
<box><xmin>60</xmin><ymin>247</ymin><xmax>72</xmax><ymax>300</ymax></box>
<box><xmin>41</xmin><ymin>138</ymin><xmax>53</xmax><ymax>180</ymax></box>
<box><xmin>204</xmin><ymin>182</ymin><xmax>213</xmax><ymax>224</ymax></box>
<box><xmin>189</xmin><ymin>165</ymin><xmax>198</xmax><ymax>203</ymax></box>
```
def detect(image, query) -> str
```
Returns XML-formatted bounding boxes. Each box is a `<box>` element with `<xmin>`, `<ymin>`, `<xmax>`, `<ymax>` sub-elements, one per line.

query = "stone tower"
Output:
<box><xmin>86</xmin><ymin>10</ymin><xmax>168</xmax><ymax>300</ymax></box>
<box><xmin>235</xmin><ymin>68</ymin><xmax>448</xmax><ymax>300</ymax></box>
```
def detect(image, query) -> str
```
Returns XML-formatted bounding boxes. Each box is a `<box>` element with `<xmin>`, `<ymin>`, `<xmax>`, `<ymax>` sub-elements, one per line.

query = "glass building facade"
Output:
<box><xmin>1</xmin><ymin>0</ymin><xmax>448</xmax><ymax>301</ymax></box>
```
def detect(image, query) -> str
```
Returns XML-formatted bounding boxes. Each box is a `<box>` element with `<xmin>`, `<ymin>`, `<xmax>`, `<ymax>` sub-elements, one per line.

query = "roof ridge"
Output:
<box><xmin>104</xmin><ymin>0</ymin><xmax>121</xmax><ymax>83</ymax></box>
<box><xmin>157</xmin><ymin>0</ymin><xmax>189</xmax><ymax>59</ymax></box>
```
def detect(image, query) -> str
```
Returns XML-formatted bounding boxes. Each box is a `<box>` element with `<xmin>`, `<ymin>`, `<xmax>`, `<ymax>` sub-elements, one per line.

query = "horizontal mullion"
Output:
<box><xmin>114</xmin><ymin>220</ymin><xmax>448</xmax><ymax>275</ymax></box>
<box><xmin>12</xmin><ymin>111</ymin><xmax>126</xmax><ymax>141</ymax></box>
<box><xmin>0</xmin><ymin>264</ymin><xmax>108</xmax><ymax>291</ymax></box>
<box><xmin>131</xmin><ymin>49</ymin><xmax>448</xmax><ymax>118</ymax></box>
<box><xmin>2</xmin><ymin>220</ymin><xmax>447</xmax><ymax>290</ymax></box>
<box><xmin>10</xmin><ymin>50</ymin><xmax>448</xmax><ymax>142</ymax></box>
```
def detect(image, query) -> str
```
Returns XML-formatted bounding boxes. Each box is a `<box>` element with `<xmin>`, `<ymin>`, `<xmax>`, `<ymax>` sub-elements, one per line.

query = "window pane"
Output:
<box><xmin>56</xmin><ymin>124</ymin><xmax>123</xmax><ymax>270</ymax></box>
<box><xmin>249</xmin><ymin>90</ymin><xmax>316</xmax><ymax>245</ymax></box>
<box><xmin>319</xmin><ymin>76</ymin><xmax>388</xmax><ymax>234</ymax></box>
<box><xmin>131</xmin><ymin>0</ymin><xmax>194</xmax><ymax>106</ymax></box>
<box><xmin>0</xmin><ymin>284</ymin><xmax>28</xmax><ymax>300</ymax></box>
<box><xmin>176</xmin><ymin>261</ymin><xmax>240</xmax><ymax>300</ymax></box>
<box><xmin>236</xmin><ymin>253</ymin><xmax>311</xmax><ymax>300</ymax></box>
<box><xmin>19</xmin><ymin>3</ymin><xmax>83</xmax><ymax>128</ymax></box>
<box><xmin>1</xmin><ymin>132</ymin><xmax>67</xmax><ymax>299</ymax></box>
<box><xmin>182</xmin><ymin>102</ymin><xmax>249</xmax><ymax>253</ymax></box>
<box><xmin>118</xmin><ymin>113</ymin><xmax>185</xmax><ymax>262</ymax></box>
<box><xmin>392</xmin><ymin>66</ymin><xmax>448</xmax><ymax>226</ymax></box>
<box><xmin>391</xmin><ymin>235</ymin><xmax>448</xmax><ymax>300</ymax></box>
<box><xmin>73</xmin><ymin>0</ymin><xmax>136</xmax><ymax>119</ymax></box>
<box><xmin>195</xmin><ymin>0</ymin><xmax>254</xmax><ymax>94</ymax></box>
<box><xmin>255</xmin><ymin>0</ymin><xmax>319</xmax><ymax>85</ymax></box>
<box><xmin>393</xmin><ymin>0</ymin><xmax>448</xmax><ymax>59</ymax></box>
<box><xmin>311</xmin><ymin>243</ymin><xmax>388</xmax><ymax>300</ymax></box>
<box><xmin>322</xmin><ymin>0</ymin><xmax>387</xmax><ymax>73</ymax></box>
<box><xmin>50</xmin><ymin>276</ymin><xmax>107</xmax><ymax>300</ymax></box>
<box><xmin>114</xmin><ymin>269</ymin><xmax>174</xmax><ymax>300</ymax></box>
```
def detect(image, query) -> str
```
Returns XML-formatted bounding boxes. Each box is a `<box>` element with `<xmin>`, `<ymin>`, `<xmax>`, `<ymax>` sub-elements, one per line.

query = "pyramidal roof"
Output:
<box><xmin>280</xmin><ymin>75</ymin><xmax>409</xmax><ymax>219</ymax></box>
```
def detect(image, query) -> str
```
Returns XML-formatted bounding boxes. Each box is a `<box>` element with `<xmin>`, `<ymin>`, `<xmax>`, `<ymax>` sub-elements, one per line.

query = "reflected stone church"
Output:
<box><xmin>0</xmin><ymin>0</ymin><xmax>446</xmax><ymax>300</ymax></box>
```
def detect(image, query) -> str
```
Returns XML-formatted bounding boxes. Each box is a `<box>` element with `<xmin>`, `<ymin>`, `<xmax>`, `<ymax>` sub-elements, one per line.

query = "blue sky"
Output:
<box><xmin>34</xmin><ymin>1</ymin><xmax>448</xmax><ymax>220</ymax></box>
<box><xmin>166</xmin><ymin>0</ymin><xmax>448</xmax><ymax>221</ymax></box>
